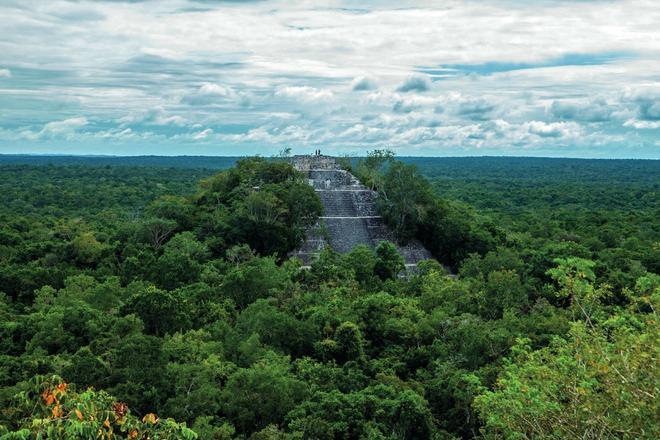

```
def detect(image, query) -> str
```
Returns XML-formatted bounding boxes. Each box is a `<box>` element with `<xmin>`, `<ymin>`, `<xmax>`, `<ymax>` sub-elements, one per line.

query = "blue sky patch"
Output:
<box><xmin>418</xmin><ymin>51</ymin><xmax>636</xmax><ymax>78</ymax></box>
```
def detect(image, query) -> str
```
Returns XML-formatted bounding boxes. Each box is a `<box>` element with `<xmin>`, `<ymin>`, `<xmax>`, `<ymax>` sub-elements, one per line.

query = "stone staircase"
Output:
<box><xmin>290</xmin><ymin>154</ymin><xmax>432</xmax><ymax>268</ymax></box>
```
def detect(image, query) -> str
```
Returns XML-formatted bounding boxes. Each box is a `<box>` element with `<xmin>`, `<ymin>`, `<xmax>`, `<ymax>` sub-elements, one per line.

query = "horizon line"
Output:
<box><xmin>1</xmin><ymin>153</ymin><xmax>658</xmax><ymax>161</ymax></box>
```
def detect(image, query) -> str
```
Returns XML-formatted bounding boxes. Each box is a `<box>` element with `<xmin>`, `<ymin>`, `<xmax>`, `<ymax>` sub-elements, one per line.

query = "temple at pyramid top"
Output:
<box><xmin>291</xmin><ymin>153</ymin><xmax>339</xmax><ymax>171</ymax></box>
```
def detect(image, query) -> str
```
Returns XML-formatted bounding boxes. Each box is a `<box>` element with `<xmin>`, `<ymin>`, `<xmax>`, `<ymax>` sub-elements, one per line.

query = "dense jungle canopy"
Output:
<box><xmin>0</xmin><ymin>154</ymin><xmax>658</xmax><ymax>439</ymax></box>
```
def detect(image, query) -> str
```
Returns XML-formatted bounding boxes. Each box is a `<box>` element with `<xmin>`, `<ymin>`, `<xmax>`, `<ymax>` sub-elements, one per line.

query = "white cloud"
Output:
<box><xmin>456</xmin><ymin>97</ymin><xmax>497</xmax><ymax>121</ymax></box>
<box><xmin>41</xmin><ymin>117</ymin><xmax>88</xmax><ymax>136</ymax></box>
<box><xmin>351</xmin><ymin>76</ymin><xmax>377</xmax><ymax>91</ymax></box>
<box><xmin>11</xmin><ymin>117</ymin><xmax>89</xmax><ymax>141</ymax></box>
<box><xmin>181</xmin><ymin>83</ymin><xmax>248</xmax><ymax>106</ymax></box>
<box><xmin>275</xmin><ymin>86</ymin><xmax>333</xmax><ymax>102</ymax></box>
<box><xmin>198</xmin><ymin>83</ymin><xmax>231</xmax><ymax>96</ymax></box>
<box><xmin>550</xmin><ymin>98</ymin><xmax>614</xmax><ymax>122</ymax></box>
<box><xmin>118</xmin><ymin>107</ymin><xmax>187</xmax><ymax>127</ymax></box>
<box><xmin>392</xmin><ymin>95</ymin><xmax>438</xmax><ymax>113</ymax></box>
<box><xmin>193</xmin><ymin>128</ymin><xmax>213</xmax><ymax>140</ymax></box>
<box><xmin>524</xmin><ymin>121</ymin><xmax>582</xmax><ymax>138</ymax></box>
<box><xmin>220</xmin><ymin>124</ymin><xmax>315</xmax><ymax>144</ymax></box>
<box><xmin>623</xmin><ymin>119</ymin><xmax>660</xmax><ymax>129</ymax></box>
<box><xmin>396</xmin><ymin>75</ymin><xmax>431</xmax><ymax>93</ymax></box>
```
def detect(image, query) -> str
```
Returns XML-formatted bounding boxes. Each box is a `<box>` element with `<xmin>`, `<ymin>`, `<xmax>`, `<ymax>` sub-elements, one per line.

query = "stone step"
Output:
<box><xmin>308</xmin><ymin>169</ymin><xmax>362</xmax><ymax>190</ymax></box>
<box><xmin>317</xmin><ymin>190</ymin><xmax>379</xmax><ymax>217</ymax></box>
<box><xmin>322</xmin><ymin>217</ymin><xmax>375</xmax><ymax>253</ymax></box>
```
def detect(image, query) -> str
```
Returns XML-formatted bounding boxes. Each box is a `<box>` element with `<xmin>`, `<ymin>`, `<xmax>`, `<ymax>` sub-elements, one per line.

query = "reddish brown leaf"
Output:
<box><xmin>112</xmin><ymin>402</ymin><xmax>128</xmax><ymax>420</ymax></box>
<box><xmin>55</xmin><ymin>383</ymin><xmax>68</xmax><ymax>395</ymax></box>
<box><xmin>42</xmin><ymin>389</ymin><xmax>56</xmax><ymax>406</ymax></box>
<box><xmin>142</xmin><ymin>413</ymin><xmax>159</xmax><ymax>424</ymax></box>
<box><xmin>52</xmin><ymin>404</ymin><xmax>63</xmax><ymax>418</ymax></box>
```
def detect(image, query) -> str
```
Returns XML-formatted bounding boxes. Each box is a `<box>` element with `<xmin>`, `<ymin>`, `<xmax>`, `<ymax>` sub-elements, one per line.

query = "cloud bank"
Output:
<box><xmin>0</xmin><ymin>0</ymin><xmax>659</xmax><ymax>157</ymax></box>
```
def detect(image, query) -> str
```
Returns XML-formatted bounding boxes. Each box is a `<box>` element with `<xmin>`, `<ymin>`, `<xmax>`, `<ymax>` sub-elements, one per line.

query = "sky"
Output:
<box><xmin>0</xmin><ymin>0</ymin><xmax>659</xmax><ymax>158</ymax></box>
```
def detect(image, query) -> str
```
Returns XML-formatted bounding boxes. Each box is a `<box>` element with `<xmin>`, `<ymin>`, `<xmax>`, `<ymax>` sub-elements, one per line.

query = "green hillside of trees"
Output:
<box><xmin>0</xmin><ymin>155</ymin><xmax>657</xmax><ymax>439</ymax></box>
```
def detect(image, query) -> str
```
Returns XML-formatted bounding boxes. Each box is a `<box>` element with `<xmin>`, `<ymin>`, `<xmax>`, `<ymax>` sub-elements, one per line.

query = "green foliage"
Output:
<box><xmin>122</xmin><ymin>284</ymin><xmax>192</xmax><ymax>336</ymax></box>
<box><xmin>344</xmin><ymin>245</ymin><xmax>378</xmax><ymax>288</ymax></box>
<box><xmin>220</xmin><ymin>256</ymin><xmax>290</xmax><ymax>309</ymax></box>
<box><xmin>194</xmin><ymin>157</ymin><xmax>322</xmax><ymax>258</ymax></box>
<box><xmin>70</xmin><ymin>231</ymin><xmax>107</xmax><ymax>265</ymax></box>
<box><xmin>333</xmin><ymin>322</ymin><xmax>365</xmax><ymax>364</ymax></box>
<box><xmin>475</xmin><ymin>317</ymin><xmax>659</xmax><ymax>439</ymax></box>
<box><xmin>287</xmin><ymin>383</ymin><xmax>437</xmax><ymax>439</ymax></box>
<box><xmin>236</xmin><ymin>299</ymin><xmax>314</xmax><ymax>356</ymax></box>
<box><xmin>354</xmin><ymin>149</ymin><xmax>395</xmax><ymax>190</ymax></box>
<box><xmin>221</xmin><ymin>353</ymin><xmax>307</xmax><ymax>434</ymax></box>
<box><xmin>374</xmin><ymin>241</ymin><xmax>405</xmax><ymax>280</ymax></box>
<box><xmin>378</xmin><ymin>161</ymin><xmax>433</xmax><ymax>242</ymax></box>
